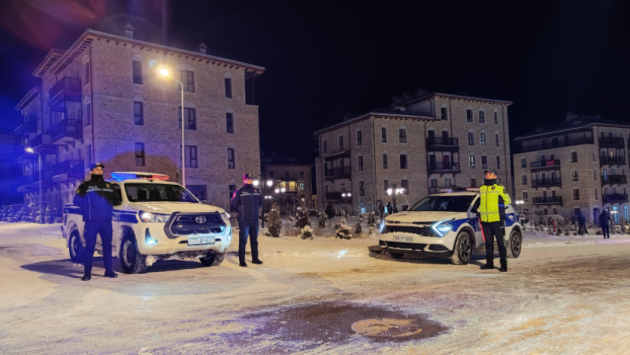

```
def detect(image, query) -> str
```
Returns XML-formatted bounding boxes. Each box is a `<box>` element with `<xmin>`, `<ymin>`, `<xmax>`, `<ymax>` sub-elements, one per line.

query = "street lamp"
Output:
<box><xmin>261</xmin><ymin>180</ymin><xmax>272</xmax><ymax>228</ymax></box>
<box><xmin>253</xmin><ymin>179</ymin><xmax>259</xmax><ymax>187</ymax></box>
<box><xmin>157</xmin><ymin>66</ymin><xmax>186</xmax><ymax>186</ymax></box>
<box><xmin>25</xmin><ymin>147</ymin><xmax>42</xmax><ymax>224</ymax></box>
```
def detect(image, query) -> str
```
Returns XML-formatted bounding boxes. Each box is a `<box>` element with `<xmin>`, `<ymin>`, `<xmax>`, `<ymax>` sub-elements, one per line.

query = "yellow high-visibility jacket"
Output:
<box><xmin>479</xmin><ymin>184</ymin><xmax>512</xmax><ymax>223</ymax></box>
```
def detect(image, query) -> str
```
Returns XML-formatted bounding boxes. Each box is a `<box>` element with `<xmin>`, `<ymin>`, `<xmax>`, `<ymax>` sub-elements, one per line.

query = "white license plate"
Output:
<box><xmin>393</xmin><ymin>236</ymin><xmax>413</xmax><ymax>242</ymax></box>
<box><xmin>188</xmin><ymin>236</ymin><xmax>215</xmax><ymax>245</ymax></box>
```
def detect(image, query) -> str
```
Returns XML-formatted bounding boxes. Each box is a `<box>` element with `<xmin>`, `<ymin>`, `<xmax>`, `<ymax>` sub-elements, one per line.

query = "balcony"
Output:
<box><xmin>33</xmin><ymin>168</ymin><xmax>54</xmax><ymax>188</ymax></box>
<box><xmin>601</xmin><ymin>175</ymin><xmax>627</xmax><ymax>186</ymax></box>
<box><xmin>603</xmin><ymin>193</ymin><xmax>629</xmax><ymax>204</ymax></box>
<box><xmin>325</xmin><ymin>192</ymin><xmax>352</xmax><ymax>202</ymax></box>
<box><xmin>51</xmin><ymin>119</ymin><xmax>82</xmax><ymax>144</ymax></box>
<box><xmin>428</xmin><ymin>162</ymin><xmax>461</xmax><ymax>175</ymax></box>
<box><xmin>324</xmin><ymin>167</ymin><xmax>351</xmax><ymax>180</ymax></box>
<box><xmin>518</xmin><ymin>136</ymin><xmax>594</xmax><ymax>153</ymax></box>
<box><xmin>426</xmin><ymin>137</ymin><xmax>459</xmax><ymax>152</ymax></box>
<box><xmin>16</xmin><ymin>176</ymin><xmax>34</xmax><ymax>192</ymax></box>
<box><xmin>600</xmin><ymin>155</ymin><xmax>626</xmax><ymax>167</ymax></box>
<box><xmin>14</xmin><ymin>115</ymin><xmax>37</xmax><ymax>134</ymax></box>
<box><xmin>49</xmin><ymin>77</ymin><xmax>82</xmax><ymax>108</ymax></box>
<box><xmin>532</xmin><ymin>196</ymin><xmax>563</xmax><ymax>205</ymax></box>
<box><xmin>599</xmin><ymin>136</ymin><xmax>625</xmax><ymax>149</ymax></box>
<box><xmin>531</xmin><ymin>177</ymin><xmax>562</xmax><ymax>188</ymax></box>
<box><xmin>530</xmin><ymin>159</ymin><xmax>560</xmax><ymax>170</ymax></box>
<box><xmin>53</xmin><ymin>160</ymin><xmax>84</xmax><ymax>183</ymax></box>
<box><xmin>30</xmin><ymin>134</ymin><xmax>56</xmax><ymax>154</ymax></box>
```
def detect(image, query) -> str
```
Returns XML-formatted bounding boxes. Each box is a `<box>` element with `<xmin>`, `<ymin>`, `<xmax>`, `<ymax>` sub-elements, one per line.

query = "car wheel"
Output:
<box><xmin>451</xmin><ymin>231</ymin><xmax>473</xmax><ymax>265</ymax></box>
<box><xmin>199</xmin><ymin>251</ymin><xmax>226</xmax><ymax>266</ymax></box>
<box><xmin>119</xmin><ymin>234</ymin><xmax>148</xmax><ymax>274</ymax></box>
<box><xmin>68</xmin><ymin>231</ymin><xmax>84</xmax><ymax>263</ymax></box>
<box><xmin>507</xmin><ymin>229</ymin><xmax>522</xmax><ymax>258</ymax></box>
<box><xmin>387</xmin><ymin>252</ymin><xmax>404</xmax><ymax>259</ymax></box>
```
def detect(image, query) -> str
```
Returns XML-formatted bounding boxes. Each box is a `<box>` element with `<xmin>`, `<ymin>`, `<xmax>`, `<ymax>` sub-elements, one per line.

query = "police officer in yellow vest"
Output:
<box><xmin>479</xmin><ymin>169</ymin><xmax>512</xmax><ymax>272</ymax></box>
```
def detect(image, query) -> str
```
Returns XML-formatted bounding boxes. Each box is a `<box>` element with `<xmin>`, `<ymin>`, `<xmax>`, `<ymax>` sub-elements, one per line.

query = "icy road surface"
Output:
<box><xmin>1</xmin><ymin>222</ymin><xmax>630</xmax><ymax>354</ymax></box>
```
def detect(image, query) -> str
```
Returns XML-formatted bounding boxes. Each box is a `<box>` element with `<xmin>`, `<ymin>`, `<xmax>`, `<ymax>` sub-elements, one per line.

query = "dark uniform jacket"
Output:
<box><xmin>598</xmin><ymin>212</ymin><xmax>610</xmax><ymax>227</ymax></box>
<box><xmin>230</xmin><ymin>184</ymin><xmax>263</xmax><ymax>222</ymax></box>
<box><xmin>73</xmin><ymin>175</ymin><xmax>119</xmax><ymax>222</ymax></box>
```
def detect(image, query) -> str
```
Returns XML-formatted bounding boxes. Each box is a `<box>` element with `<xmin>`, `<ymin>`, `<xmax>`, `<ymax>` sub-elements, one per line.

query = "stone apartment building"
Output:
<box><xmin>13</xmin><ymin>23</ymin><xmax>264</xmax><ymax>212</ymax></box>
<box><xmin>313</xmin><ymin>90</ymin><xmax>512</xmax><ymax>214</ymax></box>
<box><xmin>513</xmin><ymin>113</ymin><xmax>630</xmax><ymax>224</ymax></box>
<box><xmin>260</xmin><ymin>154</ymin><xmax>314</xmax><ymax>208</ymax></box>
<box><xmin>0</xmin><ymin>131</ymin><xmax>22</xmax><ymax>206</ymax></box>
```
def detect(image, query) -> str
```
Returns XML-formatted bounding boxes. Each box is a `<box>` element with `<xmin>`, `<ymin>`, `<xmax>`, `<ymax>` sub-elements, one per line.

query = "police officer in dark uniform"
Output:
<box><xmin>230</xmin><ymin>173</ymin><xmax>263</xmax><ymax>267</ymax></box>
<box><xmin>73</xmin><ymin>163</ymin><xmax>120</xmax><ymax>281</ymax></box>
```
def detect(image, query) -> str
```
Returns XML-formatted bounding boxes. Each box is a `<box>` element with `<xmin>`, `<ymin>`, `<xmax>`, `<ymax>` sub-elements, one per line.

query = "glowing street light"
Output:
<box><xmin>281</xmin><ymin>187</ymin><xmax>286</xmax><ymax>193</ymax></box>
<box><xmin>266</xmin><ymin>180</ymin><xmax>273</xmax><ymax>187</ymax></box>
<box><xmin>253</xmin><ymin>179</ymin><xmax>259</xmax><ymax>186</ymax></box>
<box><xmin>275</xmin><ymin>188</ymin><xmax>280</xmax><ymax>193</ymax></box>
<box><xmin>157</xmin><ymin>66</ymin><xmax>186</xmax><ymax>186</ymax></box>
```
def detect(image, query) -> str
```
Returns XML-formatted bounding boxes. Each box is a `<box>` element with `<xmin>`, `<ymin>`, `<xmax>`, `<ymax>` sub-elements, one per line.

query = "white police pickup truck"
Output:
<box><xmin>62</xmin><ymin>172</ymin><xmax>232</xmax><ymax>273</ymax></box>
<box><xmin>379</xmin><ymin>188</ymin><xmax>523</xmax><ymax>265</ymax></box>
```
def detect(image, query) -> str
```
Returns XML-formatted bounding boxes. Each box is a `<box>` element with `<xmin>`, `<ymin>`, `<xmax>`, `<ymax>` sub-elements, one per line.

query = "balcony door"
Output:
<box><xmin>428</xmin><ymin>130</ymin><xmax>435</xmax><ymax>145</ymax></box>
<box><xmin>443</xmin><ymin>155</ymin><xmax>450</xmax><ymax>168</ymax></box>
<box><xmin>429</xmin><ymin>154</ymin><xmax>436</xmax><ymax>170</ymax></box>
<box><xmin>442</xmin><ymin>131</ymin><xmax>449</xmax><ymax>143</ymax></box>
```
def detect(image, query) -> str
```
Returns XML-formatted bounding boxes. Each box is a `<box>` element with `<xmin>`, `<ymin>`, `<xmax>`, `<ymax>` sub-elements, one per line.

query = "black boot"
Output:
<box><xmin>239</xmin><ymin>261</ymin><xmax>247</xmax><ymax>267</ymax></box>
<box><xmin>480</xmin><ymin>261</ymin><xmax>494</xmax><ymax>270</ymax></box>
<box><xmin>81</xmin><ymin>274</ymin><xmax>91</xmax><ymax>281</ymax></box>
<box><xmin>252</xmin><ymin>259</ymin><xmax>263</xmax><ymax>265</ymax></box>
<box><xmin>499</xmin><ymin>259</ymin><xmax>508</xmax><ymax>272</ymax></box>
<box><xmin>104</xmin><ymin>271</ymin><xmax>118</xmax><ymax>278</ymax></box>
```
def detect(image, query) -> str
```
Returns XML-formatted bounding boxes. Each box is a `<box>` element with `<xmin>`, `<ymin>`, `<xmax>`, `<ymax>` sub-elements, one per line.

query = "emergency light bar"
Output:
<box><xmin>111</xmin><ymin>172</ymin><xmax>170</xmax><ymax>181</ymax></box>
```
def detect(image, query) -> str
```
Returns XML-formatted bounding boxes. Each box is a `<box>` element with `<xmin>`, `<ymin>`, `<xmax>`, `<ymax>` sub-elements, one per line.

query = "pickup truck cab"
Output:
<box><xmin>379</xmin><ymin>188</ymin><xmax>523</xmax><ymax>265</ymax></box>
<box><xmin>62</xmin><ymin>172</ymin><xmax>232</xmax><ymax>273</ymax></box>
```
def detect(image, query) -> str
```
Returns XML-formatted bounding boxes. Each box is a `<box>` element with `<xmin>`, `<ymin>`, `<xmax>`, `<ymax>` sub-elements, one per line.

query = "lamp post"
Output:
<box><xmin>158</xmin><ymin>67</ymin><xmax>186</xmax><ymax>186</ymax></box>
<box><xmin>25</xmin><ymin>147</ymin><xmax>42</xmax><ymax>224</ymax></box>
<box><xmin>262</xmin><ymin>180</ymin><xmax>273</xmax><ymax>228</ymax></box>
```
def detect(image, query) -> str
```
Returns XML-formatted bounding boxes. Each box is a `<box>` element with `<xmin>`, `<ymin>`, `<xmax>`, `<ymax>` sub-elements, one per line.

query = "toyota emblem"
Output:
<box><xmin>195</xmin><ymin>216</ymin><xmax>207</xmax><ymax>224</ymax></box>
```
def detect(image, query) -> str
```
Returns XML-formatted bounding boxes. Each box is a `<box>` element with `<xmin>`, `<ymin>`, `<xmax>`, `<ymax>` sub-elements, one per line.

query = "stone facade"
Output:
<box><xmin>14</xmin><ymin>26</ymin><xmax>264</xmax><ymax>212</ymax></box>
<box><xmin>513</xmin><ymin>114</ymin><xmax>630</xmax><ymax>224</ymax></box>
<box><xmin>314</xmin><ymin>91</ymin><xmax>512</xmax><ymax>215</ymax></box>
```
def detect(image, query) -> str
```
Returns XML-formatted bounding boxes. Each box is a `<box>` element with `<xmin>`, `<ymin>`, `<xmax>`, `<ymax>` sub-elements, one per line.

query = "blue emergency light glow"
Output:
<box><xmin>145</xmin><ymin>228</ymin><xmax>158</xmax><ymax>245</ymax></box>
<box><xmin>111</xmin><ymin>172</ymin><xmax>169</xmax><ymax>182</ymax></box>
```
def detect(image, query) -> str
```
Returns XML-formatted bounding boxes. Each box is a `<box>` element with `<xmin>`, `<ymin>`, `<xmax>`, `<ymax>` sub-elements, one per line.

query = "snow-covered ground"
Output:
<box><xmin>1</xmin><ymin>221</ymin><xmax>630</xmax><ymax>354</ymax></box>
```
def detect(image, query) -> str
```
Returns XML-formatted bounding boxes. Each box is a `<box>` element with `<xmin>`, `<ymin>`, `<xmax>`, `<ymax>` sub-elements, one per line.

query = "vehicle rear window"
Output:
<box><xmin>409</xmin><ymin>195</ymin><xmax>475</xmax><ymax>212</ymax></box>
<box><xmin>124</xmin><ymin>183</ymin><xmax>198</xmax><ymax>203</ymax></box>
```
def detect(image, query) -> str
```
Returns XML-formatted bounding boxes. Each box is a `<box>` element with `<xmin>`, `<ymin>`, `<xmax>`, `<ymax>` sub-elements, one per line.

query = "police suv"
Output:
<box><xmin>379</xmin><ymin>188</ymin><xmax>523</xmax><ymax>265</ymax></box>
<box><xmin>62</xmin><ymin>172</ymin><xmax>232</xmax><ymax>273</ymax></box>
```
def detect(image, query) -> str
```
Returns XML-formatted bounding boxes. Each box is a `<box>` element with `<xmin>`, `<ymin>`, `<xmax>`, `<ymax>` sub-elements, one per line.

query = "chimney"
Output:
<box><xmin>124</xmin><ymin>23</ymin><xmax>135</xmax><ymax>39</ymax></box>
<box><xmin>195</xmin><ymin>42</ymin><xmax>208</xmax><ymax>54</ymax></box>
<box><xmin>566</xmin><ymin>112</ymin><xmax>579</xmax><ymax>122</ymax></box>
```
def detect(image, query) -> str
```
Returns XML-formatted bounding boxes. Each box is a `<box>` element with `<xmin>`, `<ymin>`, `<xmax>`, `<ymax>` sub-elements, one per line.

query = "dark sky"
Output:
<box><xmin>2</xmin><ymin>0</ymin><xmax>630</xmax><ymax>161</ymax></box>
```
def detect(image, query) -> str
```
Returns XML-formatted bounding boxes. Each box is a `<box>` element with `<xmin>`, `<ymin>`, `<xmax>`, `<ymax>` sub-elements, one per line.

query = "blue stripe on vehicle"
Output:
<box><xmin>505</xmin><ymin>213</ymin><xmax>516</xmax><ymax>227</ymax></box>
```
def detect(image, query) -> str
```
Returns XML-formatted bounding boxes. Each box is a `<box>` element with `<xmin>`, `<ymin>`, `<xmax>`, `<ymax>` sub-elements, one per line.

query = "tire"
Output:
<box><xmin>199</xmin><ymin>251</ymin><xmax>226</xmax><ymax>266</ymax></box>
<box><xmin>450</xmin><ymin>231</ymin><xmax>473</xmax><ymax>265</ymax></box>
<box><xmin>387</xmin><ymin>252</ymin><xmax>404</xmax><ymax>259</ymax></box>
<box><xmin>68</xmin><ymin>231</ymin><xmax>84</xmax><ymax>263</ymax></box>
<box><xmin>119</xmin><ymin>234</ymin><xmax>148</xmax><ymax>274</ymax></box>
<box><xmin>507</xmin><ymin>229</ymin><xmax>523</xmax><ymax>258</ymax></box>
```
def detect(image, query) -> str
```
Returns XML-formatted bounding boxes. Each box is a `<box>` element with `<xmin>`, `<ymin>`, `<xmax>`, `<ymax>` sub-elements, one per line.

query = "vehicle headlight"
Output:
<box><xmin>432</xmin><ymin>219</ymin><xmax>453</xmax><ymax>237</ymax></box>
<box><xmin>220</xmin><ymin>212</ymin><xmax>230</xmax><ymax>221</ymax></box>
<box><xmin>139</xmin><ymin>210</ymin><xmax>171</xmax><ymax>223</ymax></box>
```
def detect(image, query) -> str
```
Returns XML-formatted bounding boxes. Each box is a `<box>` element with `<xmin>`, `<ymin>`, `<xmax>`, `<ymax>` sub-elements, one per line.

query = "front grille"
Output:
<box><xmin>169</xmin><ymin>213</ymin><xmax>225</xmax><ymax>236</ymax></box>
<box><xmin>429</xmin><ymin>244</ymin><xmax>449</xmax><ymax>251</ymax></box>
<box><xmin>384</xmin><ymin>242</ymin><xmax>427</xmax><ymax>250</ymax></box>
<box><xmin>385</xmin><ymin>225</ymin><xmax>436</xmax><ymax>236</ymax></box>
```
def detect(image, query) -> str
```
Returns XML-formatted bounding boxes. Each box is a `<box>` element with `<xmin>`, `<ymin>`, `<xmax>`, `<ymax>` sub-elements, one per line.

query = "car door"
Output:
<box><xmin>110</xmin><ymin>183</ymin><xmax>125</xmax><ymax>257</ymax></box>
<box><xmin>467</xmin><ymin>196</ymin><xmax>483</xmax><ymax>249</ymax></box>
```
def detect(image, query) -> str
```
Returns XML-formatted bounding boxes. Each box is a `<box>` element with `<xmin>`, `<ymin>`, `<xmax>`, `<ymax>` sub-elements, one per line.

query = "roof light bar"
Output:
<box><xmin>111</xmin><ymin>172</ymin><xmax>170</xmax><ymax>182</ymax></box>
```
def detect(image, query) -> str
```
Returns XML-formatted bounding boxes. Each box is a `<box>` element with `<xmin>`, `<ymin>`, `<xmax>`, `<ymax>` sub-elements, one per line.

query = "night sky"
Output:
<box><xmin>1</xmin><ymin>0</ymin><xmax>630</xmax><ymax>161</ymax></box>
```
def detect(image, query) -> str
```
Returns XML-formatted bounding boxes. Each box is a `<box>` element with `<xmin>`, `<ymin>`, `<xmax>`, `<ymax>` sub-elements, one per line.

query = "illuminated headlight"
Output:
<box><xmin>139</xmin><ymin>210</ymin><xmax>171</xmax><ymax>223</ymax></box>
<box><xmin>432</xmin><ymin>220</ymin><xmax>453</xmax><ymax>237</ymax></box>
<box><xmin>220</xmin><ymin>212</ymin><xmax>230</xmax><ymax>221</ymax></box>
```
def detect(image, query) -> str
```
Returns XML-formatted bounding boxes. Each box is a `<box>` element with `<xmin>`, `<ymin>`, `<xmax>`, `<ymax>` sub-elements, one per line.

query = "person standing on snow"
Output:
<box><xmin>73</xmin><ymin>163</ymin><xmax>120</xmax><ymax>281</ymax></box>
<box><xmin>231</xmin><ymin>173</ymin><xmax>264</xmax><ymax>267</ymax></box>
<box><xmin>599</xmin><ymin>209</ymin><xmax>611</xmax><ymax>239</ymax></box>
<box><xmin>479</xmin><ymin>169</ymin><xmax>512</xmax><ymax>272</ymax></box>
<box><xmin>575</xmin><ymin>209</ymin><xmax>588</xmax><ymax>235</ymax></box>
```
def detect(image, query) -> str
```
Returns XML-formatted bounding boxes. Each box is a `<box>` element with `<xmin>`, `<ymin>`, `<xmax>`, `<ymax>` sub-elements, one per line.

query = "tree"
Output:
<box><xmin>268</xmin><ymin>203</ymin><xmax>282</xmax><ymax>237</ymax></box>
<box><xmin>325</xmin><ymin>202</ymin><xmax>337</xmax><ymax>219</ymax></box>
<box><xmin>295</xmin><ymin>198</ymin><xmax>311</xmax><ymax>230</ymax></box>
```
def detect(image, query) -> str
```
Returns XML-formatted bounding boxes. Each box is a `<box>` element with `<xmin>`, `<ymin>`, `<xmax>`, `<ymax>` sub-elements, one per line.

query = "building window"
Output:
<box><xmin>497</xmin><ymin>156</ymin><xmax>501</xmax><ymax>169</ymax></box>
<box><xmin>323</xmin><ymin>141</ymin><xmax>327</xmax><ymax>154</ymax></box>
<box><xmin>359</xmin><ymin>182</ymin><xmax>365</xmax><ymax>196</ymax></box>
<box><xmin>226</xmin><ymin>112</ymin><xmax>234</xmax><ymax>133</ymax></box>
<box><xmin>85</xmin><ymin>103</ymin><xmax>91</xmax><ymax>126</ymax></box>
<box><xmin>440</xmin><ymin>107</ymin><xmax>448</xmax><ymax>120</ymax></box>
<box><xmin>571</xmin><ymin>152</ymin><xmax>578</xmax><ymax>162</ymax></box>
<box><xmin>521</xmin><ymin>157</ymin><xmax>526</xmax><ymax>168</ymax></box>
<box><xmin>495</xmin><ymin>134</ymin><xmax>500</xmax><ymax>146</ymax></box>
<box><xmin>479</xmin><ymin>111</ymin><xmax>485</xmax><ymax>123</ymax></box>
<box><xmin>573</xmin><ymin>189</ymin><xmax>580</xmax><ymax>200</ymax></box>
<box><xmin>445</xmin><ymin>179</ymin><xmax>452</xmax><ymax>187</ymax></box>
<box><xmin>594</xmin><ymin>169</ymin><xmax>597</xmax><ymax>180</ymax></box>
<box><xmin>85</xmin><ymin>62</ymin><xmax>90</xmax><ymax>84</ymax></box>
<box><xmin>299</xmin><ymin>182</ymin><xmax>305</xmax><ymax>191</ymax></box>
<box><xmin>300</xmin><ymin>171</ymin><xmax>304</xmax><ymax>178</ymax></box>
<box><xmin>400</xmin><ymin>154</ymin><xmax>408</xmax><ymax>169</ymax></box>
<box><xmin>572</xmin><ymin>170</ymin><xmax>579</xmax><ymax>181</ymax></box>
<box><xmin>178</xmin><ymin>107</ymin><xmax>196</xmax><ymax>130</ymax></box>
<box><xmin>595</xmin><ymin>188</ymin><xmax>598</xmax><ymax>200</ymax></box>
<box><xmin>134</xmin><ymin>102</ymin><xmax>143</xmax><ymax>125</ymax></box>
<box><xmin>187</xmin><ymin>185</ymin><xmax>207</xmax><ymax>200</ymax></box>
<box><xmin>132</xmin><ymin>60</ymin><xmax>143</xmax><ymax>84</ymax></box>
<box><xmin>358</xmin><ymin>156</ymin><xmax>363</xmax><ymax>171</ymax></box>
<box><xmin>467</xmin><ymin>109</ymin><xmax>473</xmax><ymax>122</ymax></box>
<box><xmin>383</xmin><ymin>154</ymin><xmax>388</xmax><ymax>169</ymax></box>
<box><xmin>357</xmin><ymin>130</ymin><xmax>362</xmax><ymax>146</ymax></box>
<box><xmin>227</xmin><ymin>148</ymin><xmax>235</xmax><ymax>169</ymax></box>
<box><xmin>384</xmin><ymin>180</ymin><xmax>389</xmax><ymax>191</ymax></box>
<box><xmin>523</xmin><ymin>191</ymin><xmax>528</xmax><ymax>201</ymax></box>
<box><xmin>480</xmin><ymin>133</ymin><xmax>486</xmax><ymax>146</ymax></box>
<box><xmin>468</xmin><ymin>132</ymin><xmax>474</xmax><ymax>145</ymax></box>
<box><xmin>625</xmin><ymin>206</ymin><xmax>628</xmax><ymax>221</ymax></box>
<box><xmin>135</xmin><ymin>143</ymin><xmax>145</xmax><ymax>166</ymax></box>
<box><xmin>481</xmin><ymin>156</ymin><xmax>488</xmax><ymax>169</ymax></box>
<box><xmin>522</xmin><ymin>175</ymin><xmax>527</xmax><ymax>185</ymax></box>
<box><xmin>180</xmin><ymin>70</ymin><xmax>195</xmax><ymax>92</ymax></box>
<box><xmin>269</xmin><ymin>171</ymin><xmax>274</xmax><ymax>178</ymax></box>
<box><xmin>224</xmin><ymin>78</ymin><xmax>232</xmax><ymax>98</ymax></box>
<box><xmin>339</xmin><ymin>136</ymin><xmax>344</xmax><ymax>150</ymax></box>
<box><xmin>470</xmin><ymin>179</ymin><xmax>476</xmax><ymax>187</ymax></box>
<box><xmin>399</xmin><ymin>129</ymin><xmax>407</xmax><ymax>143</ymax></box>
<box><xmin>401</xmin><ymin>179</ymin><xmax>409</xmax><ymax>194</ymax></box>
<box><xmin>185</xmin><ymin>146</ymin><xmax>198</xmax><ymax>168</ymax></box>
<box><xmin>469</xmin><ymin>155</ymin><xmax>476</xmax><ymax>169</ymax></box>
<box><xmin>381</xmin><ymin>127</ymin><xmax>387</xmax><ymax>142</ymax></box>
<box><xmin>494</xmin><ymin>112</ymin><xmax>498</xmax><ymax>124</ymax></box>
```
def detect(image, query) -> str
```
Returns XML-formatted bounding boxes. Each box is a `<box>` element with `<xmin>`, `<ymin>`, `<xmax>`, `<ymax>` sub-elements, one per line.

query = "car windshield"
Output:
<box><xmin>124</xmin><ymin>183</ymin><xmax>199</xmax><ymax>203</ymax></box>
<box><xmin>409</xmin><ymin>195</ymin><xmax>475</xmax><ymax>212</ymax></box>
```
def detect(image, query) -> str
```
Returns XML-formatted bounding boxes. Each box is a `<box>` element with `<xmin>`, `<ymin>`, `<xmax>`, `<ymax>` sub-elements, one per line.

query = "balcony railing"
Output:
<box><xmin>33</xmin><ymin>169</ymin><xmax>54</xmax><ymax>183</ymax></box>
<box><xmin>530</xmin><ymin>159</ymin><xmax>560</xmax><ymax>169</ymax></box>
<box><xmin>426</xmin><ymin>137</ymin><xmax>459</xmax><ymax>151</ymax></box>
<box><xmin>602</xmin><ymin>175</ymin><xmax>627</xmax><ymax>185</ymax></box>
<box><xmin>518</xmin><ymin>136</ymin><xmax>594</xmax><ymax>153</ymax></box>
<box><xmin>14</xmin><ymin>115</ymin><xmax>37</xmax><ymax>134</ymax></box>
<box><xmin>324</xmin><ymin>167</ymin><xmax>351</xmax><ymax>179</ymax></box>
<box><xmin>531</xmin><ymin>177</ymin><xmax>562</xmax><ymax>188</ymax></box>
<box><xmin>603</xmin><ymin>193</ymin><xmax>629</xmax><ymax>203</ymax></box>
<box><xmin>600</xmin><ymin>155</ymin><xmax>626</xmax><ymax>166</ymax></box>
<box><xmin>51</xmin><ymin>119</ymin><xmax>82</xmax><ymax>143</ymax></box>
<box><xmin>49</xmin><ymin>77</ymin><xmax>81</xmax><ymax>99</ymax></box>
<box><xmin>428</xmin><ymin>162</ymin><xmax>461</xmax><ymax>173</ymax></box>
<box><xmin>54</xmin><ymin>160</ymin><xmax>84</xmax><ymax>177</ymax></box>
<box><xmin>325</xmin><ymin>192</ymin><xmax>352</xmax><ymax>202</ymax></box>
<box><xmin>532</xmin><ymin>196</ymin><xmax>563</xmax><ymax>205</ymax></box>
<box><xmin>599</xmin><ymin>136</ymin><xmax>625</xmax><ymax>148</ymax></box>
<box><xmin>17</xmin><ymin>175</ymin><xmax>34</xmax><ymax>187</ymax></box>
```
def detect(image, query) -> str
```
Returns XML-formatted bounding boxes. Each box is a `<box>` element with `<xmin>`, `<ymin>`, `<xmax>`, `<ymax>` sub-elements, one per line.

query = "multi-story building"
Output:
<box><xmin>513</xmin><ymin>113</ymin><xmax>630</xmax><ymax>224</ymax></box>
<box><xmin>260</xmin><ymin>153</ymin><xmax>314</xmax><ymax>208</ymax></box>
<box><xmin>0</xmin><ymin>131</ymin><xmax>22</xmax><ymax>207</ymax></box>
<box><xmin>13</xmin><ymin>23</ymin><xmax>265</xmax><ymax>212</ymax></box>
<box><xmin>313</xmin><ymin>90</ymin><xmax>512</xmax><ymax>214</ymax></box>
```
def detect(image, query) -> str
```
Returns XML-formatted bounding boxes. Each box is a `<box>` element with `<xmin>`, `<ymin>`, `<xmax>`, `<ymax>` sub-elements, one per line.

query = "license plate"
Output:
<box><xmin>188</xmin><ymin>236</ymin><xmax>215</xmax><ymax>245</ymax></box>
<box><xmin>394</xmin><ymin>236</ymin><xmax>413</xmax><ymax>242</ymax></box>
